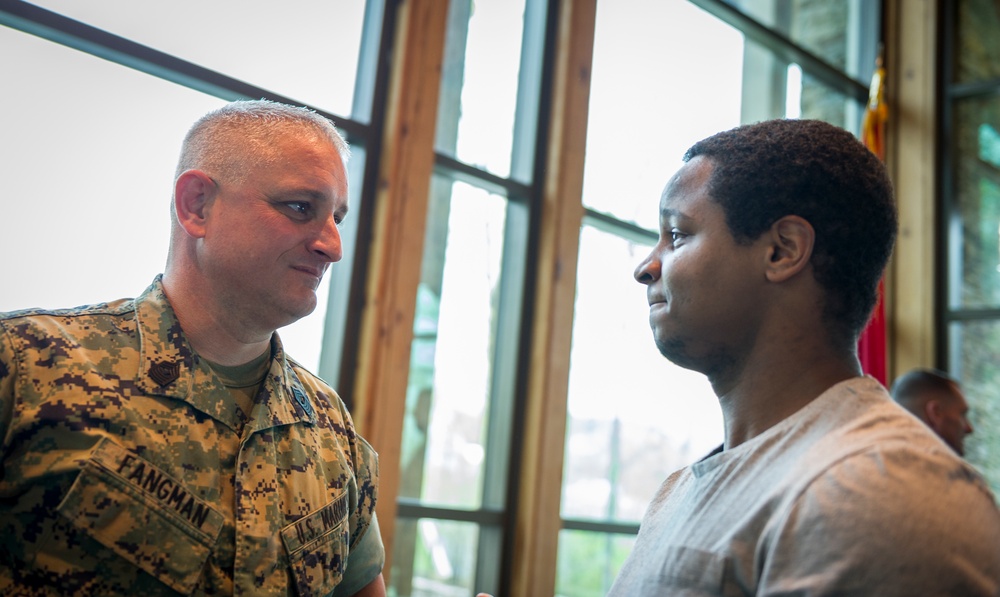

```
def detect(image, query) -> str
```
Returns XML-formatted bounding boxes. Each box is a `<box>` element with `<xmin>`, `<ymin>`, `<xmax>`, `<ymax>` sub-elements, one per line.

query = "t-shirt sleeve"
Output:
<box><xmin>332</xmin><ymin>512</ymin><xmax>385</xmax><ymax>597</ymax></box>
<box><xmin>760</xmin><ymin>445</ymin><xmax>1000</xmax><ymax>596</ymax></box>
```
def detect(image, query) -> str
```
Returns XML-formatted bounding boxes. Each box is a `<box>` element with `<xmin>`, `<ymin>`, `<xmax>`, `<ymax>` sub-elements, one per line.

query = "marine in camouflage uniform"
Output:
<box><xmin>0</xmin><ymin>276</ymin><xmax>382</xmax><ymax>595</ymax></box>
<box><xmin>1</xmin><ymin>99</ymin><xmax>384</xmax><ymax>596</ymax></box>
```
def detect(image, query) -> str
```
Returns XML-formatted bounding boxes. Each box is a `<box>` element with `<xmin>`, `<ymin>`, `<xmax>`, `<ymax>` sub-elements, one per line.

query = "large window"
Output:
<box><xmin>558</xmin><ymin>1</ymin><xmax>878</xmax><ymax>594</ymax></box>
<box><xmin>389</xmin><ymin>1</ymin><xmax>548</xmax><ymax>595</ymax></box>
<box><xmin>942</xmin><ymin>0</ymin><xmax>1000</xmax><ymax>493</ymax></box>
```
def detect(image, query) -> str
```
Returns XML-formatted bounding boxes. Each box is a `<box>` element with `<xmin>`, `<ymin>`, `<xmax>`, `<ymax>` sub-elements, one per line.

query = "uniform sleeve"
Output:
<box><xmin>347</xmin><ymin>435</ymin><xmax>379</xmax><ymax>548</ymax></box>
<box><xmin>332</xmin><ymin>513</ymin><xmax>385</xmax><ymax>597</ymax></box>
<box><xmin>760</xmin><ymin>446</ymin><xmax>1000</xmax><ymax>596</ymax></box>
<box><xmin>332</xmin><ymin>431</ymin><xmax>383</xmax><ymax>597</ymax></box>
<box><xmin>0</xmin><ymin>321</ymin><xmax>17</xmax><ymax>451</ymax></box>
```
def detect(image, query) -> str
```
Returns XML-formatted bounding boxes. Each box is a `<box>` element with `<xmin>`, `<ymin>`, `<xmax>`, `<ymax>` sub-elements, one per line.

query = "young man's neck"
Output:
<box><xmin>715</xmin><ymin>346</ymin><xmax>860</xmax><ymax>449</ymax></box>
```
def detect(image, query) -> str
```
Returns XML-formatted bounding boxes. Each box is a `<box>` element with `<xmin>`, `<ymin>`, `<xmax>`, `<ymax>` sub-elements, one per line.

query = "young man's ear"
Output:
<box><xmin>764</xmin><ymin>215</ymin><xmax>815</xmax><ymax>283</ymax></box>
<box><xmin>173</xmin><ymin>170</ymin><xmax>217</xmax><ymax>239</ymax></box>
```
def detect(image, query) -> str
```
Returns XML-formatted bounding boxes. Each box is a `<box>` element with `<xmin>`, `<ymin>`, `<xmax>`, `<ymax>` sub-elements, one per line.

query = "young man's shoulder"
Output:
<box><xmin>773</xmin><ymin>439</ymin><xmax>1000</xmax><ymax>593</ymax></box>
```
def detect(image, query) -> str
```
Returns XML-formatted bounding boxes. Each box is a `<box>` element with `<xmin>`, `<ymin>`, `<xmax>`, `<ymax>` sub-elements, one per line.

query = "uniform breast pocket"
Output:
<box><xmin>57</xmin><ymin>438</ymin><xmax>224</xmax><ymax>594</ymax></box>
<box><xmin>281</xmin><ymin>492</ymin><xmax>350</xmax><ymax>597</ymax></box>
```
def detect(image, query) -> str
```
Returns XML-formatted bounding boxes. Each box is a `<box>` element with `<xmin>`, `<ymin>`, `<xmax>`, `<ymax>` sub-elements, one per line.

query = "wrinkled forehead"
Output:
<box><xmin>250</xmin><ymin>132</ymin><xmax>348</xmax><ymax>181</ymax></box>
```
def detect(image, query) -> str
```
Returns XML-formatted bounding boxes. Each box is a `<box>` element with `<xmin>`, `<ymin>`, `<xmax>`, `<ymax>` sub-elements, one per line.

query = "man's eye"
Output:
<box><xmin>285</xmin><ymin>202</ymin><xmax>310</xmax><ymax>215</ymax></box>
<box><xmin>669</xmin><ymin>228</ymin><xmax>685</xmax><ymax>243</ymax></box>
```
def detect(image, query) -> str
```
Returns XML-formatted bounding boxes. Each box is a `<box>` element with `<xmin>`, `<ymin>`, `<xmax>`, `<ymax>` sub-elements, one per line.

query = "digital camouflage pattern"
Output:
<box><xmin>0</xmin><ymin>276</ymin><xmax>382</xmax><ymax>596</ymax></box>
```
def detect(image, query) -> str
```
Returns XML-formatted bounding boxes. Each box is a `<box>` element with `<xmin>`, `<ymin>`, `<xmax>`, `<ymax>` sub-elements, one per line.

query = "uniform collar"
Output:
<box><xmin>134</xmin><ymin>275</ymin><xmax>317</xmax><ymax>431</ymax></box>
<box><xmin>248</xmin><ymin>334</ymin><xmax>318</xmax><ymax>433</ymax></box>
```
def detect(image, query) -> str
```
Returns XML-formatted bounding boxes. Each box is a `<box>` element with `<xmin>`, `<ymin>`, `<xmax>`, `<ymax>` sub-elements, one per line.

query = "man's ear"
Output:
<box><xmin>925</xmin><ymin>399</ymin><xmax>946</xmax><ymax>431</ymax></box>
<box><xmin>173</xmin><ymin>170</ymin><xmax>217</xmax><ymax>239</ymax></box>
<box><xmin>764</xmin><ymin>215</ymin><xmax>815</xmax><ymax>283</ymax></box>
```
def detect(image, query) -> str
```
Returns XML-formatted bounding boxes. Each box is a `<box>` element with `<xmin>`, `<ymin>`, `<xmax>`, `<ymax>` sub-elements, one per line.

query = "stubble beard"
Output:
<box><xmin>654</xmin><ymin>336</ymin><xmax>692</xmax><ymax>370</ymax></box>
<box><xmin>654</xmin><ymin>334</ymin><xmax>735</xmax><ymax>382</ymax></box>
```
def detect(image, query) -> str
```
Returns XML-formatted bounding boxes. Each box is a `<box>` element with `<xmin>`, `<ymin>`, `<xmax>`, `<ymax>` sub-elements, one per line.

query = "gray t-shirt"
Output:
<box><xmin>610</xmin><ymin>376</ymin><xmax>1000</xmax><ymax>596</ymax></box>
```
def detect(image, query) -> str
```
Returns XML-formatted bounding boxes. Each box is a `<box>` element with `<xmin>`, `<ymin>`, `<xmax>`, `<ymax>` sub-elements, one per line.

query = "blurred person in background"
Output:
<box><xmin>891</xmin><ymin>367</ymin><xmax>974</xmax><ymax>456</ymax></box>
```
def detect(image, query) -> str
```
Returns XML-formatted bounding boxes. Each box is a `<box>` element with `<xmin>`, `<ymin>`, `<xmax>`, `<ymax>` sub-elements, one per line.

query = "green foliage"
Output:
<box><xmin>555</xmin><ymin>530</ymin><xmax>633</xmax><ymax>597</ymax></box>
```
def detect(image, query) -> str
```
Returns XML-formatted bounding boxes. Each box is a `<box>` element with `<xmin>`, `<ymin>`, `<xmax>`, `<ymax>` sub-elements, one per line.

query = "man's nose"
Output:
<box><xmin>634</xmin><ymin>250</ymin><xmax>660</xmax><ymax>284</ymax></box>
<box><xmin>311</xmin><ymin>214</ymin><xmax>343</xmax><ymax>262</ymax></box>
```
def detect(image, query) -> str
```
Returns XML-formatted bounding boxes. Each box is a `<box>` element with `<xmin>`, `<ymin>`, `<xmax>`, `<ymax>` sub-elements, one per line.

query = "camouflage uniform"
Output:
<box><xmin>0</xmin><ymin>276</ymin><xmax>382</xmax><ymax>596</ymax></box>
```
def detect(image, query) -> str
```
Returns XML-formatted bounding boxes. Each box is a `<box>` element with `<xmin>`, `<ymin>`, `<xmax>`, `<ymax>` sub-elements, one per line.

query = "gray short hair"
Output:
<box><xmin>175</xmin><ymin>99</ymin><xmax>350</xmax><ymax>184</ymax></box>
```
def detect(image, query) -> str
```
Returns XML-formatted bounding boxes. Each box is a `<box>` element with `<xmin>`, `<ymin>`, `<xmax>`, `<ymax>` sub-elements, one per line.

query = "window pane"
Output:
<box><xmin>948</xmin><ymin>320</ymin><xmax>1000</xmax><ymax>495</ymax></box>
<box><xmin>741</xmin><ymin>41</ymin><xmax>862</xmax><ymax>132</ymax></box>
<box><xmin>583</xmin><ymin>2</ymin><xmax>865</xmax><ymax>230</ymax></box>
<box><xmin>28</xmin><ymin>0</ymin><xmax>369</xmax><ymax>117</ymax></box>
<box><xmin>435</xmin><ymin>0</ymin><xmax>531</xmax><ymax>179</ymax></box>
<box><xmin>954</xmin><ymin>0</ymin><xmax>1000</xmax><ymax>84</ymax></box>
<box><xmin>555</xmin><ymin>529</ymin><xmax>634</xmax><ymax>597</ymax></box>
<box><xmin>725</xmin><ymin>0</ymin><xmax>878</xmax><ymax>80</ymax></box>
<box><xmin>317</xmin><ymin>145</ymin><xmax>369</xmax><ymax>385</ymax></box>
<box><xmin>389</xmin><ymin>518</ymin><xmax>481</xmax><ymax>597</ymax></box>
<box><xmin>561</xmin><ymin>226</ymin><xmax>722</xmax><ymax>522</ymax></box>
<box><xmin>950</xmin><ymin>96</ymin><xmax>1000</xmax><ymax>310</ymax></box>
<box><xmin>582</xmin><ymin>0</ymin><xmax>744</xmax><ymax>230</ymax></box>
<box><xmin>0</xmin><ymin>26</ymin><xmax>340</xmax><ymax>373</ymax></box>
<box><xmin>0</xmin><ymin>26</ymin><xmax>205</xmax><ymax>312</ymax></box>
<box><xmin>798</xmin><ymin>68</ymin><xmax>860</xmax><ymax>132</ymax></box>
<box><xmin>399</xmin><ymin>179</ymin><xmax>509</xmax><ymax>509</ymax></box>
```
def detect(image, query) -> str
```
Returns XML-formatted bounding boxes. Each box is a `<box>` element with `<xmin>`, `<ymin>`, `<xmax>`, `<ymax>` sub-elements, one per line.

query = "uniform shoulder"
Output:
<box><xmin>286</xmin><ymin>356</ymin><xmax>334</xmax><ymax>392</ymax></box>
<box><xmin>1</xmin><ymin>297</ymin><xmax>136</xmax><ymax>323</ymax></box>
<box><xmin>0</xmin><ymin>297</ymin><xmax>138</xmax><ymax>344</ymax></box>
<box><xmin>285</xmin><ymin>356</ymin><xmax>352</xmax><ymax>412</ymax></box>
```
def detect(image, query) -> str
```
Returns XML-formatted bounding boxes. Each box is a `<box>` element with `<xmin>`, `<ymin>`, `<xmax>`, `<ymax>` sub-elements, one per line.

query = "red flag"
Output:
<box><xmin>858</xmin><ymin>279</ymin><xmax>887</xmax><ymax>384</ymax></box>
<box><xmin>858</xmin><ymin>50</ymin><xmax>887</xmax><ymax>384</ymax></box>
